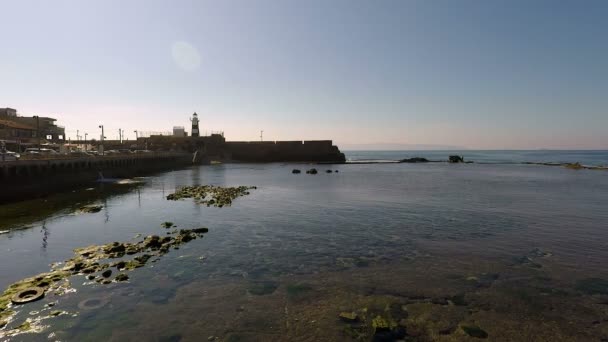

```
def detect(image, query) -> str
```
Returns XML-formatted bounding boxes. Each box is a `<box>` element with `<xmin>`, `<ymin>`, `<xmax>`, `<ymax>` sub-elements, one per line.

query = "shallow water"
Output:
<box><xmin>1</xmin><ymin>155</ymin><xmax>608</xmax><ymax>341</ymax></box>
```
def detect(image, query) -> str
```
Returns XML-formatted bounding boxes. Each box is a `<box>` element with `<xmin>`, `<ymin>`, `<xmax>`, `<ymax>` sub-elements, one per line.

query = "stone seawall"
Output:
<box><xmin>225</xmin><ymin>140</ymin><xmax>346</xmax><ymax>163</ymax></box>
<box><xmin>0</xmin><ymin>153</ymin><xmax>192</xmax><ymax>203</ymax></box>
<box><xmin>88</xmin><ymin>136</ymin><xmax>346</xmax><ymax>163</ymax></box>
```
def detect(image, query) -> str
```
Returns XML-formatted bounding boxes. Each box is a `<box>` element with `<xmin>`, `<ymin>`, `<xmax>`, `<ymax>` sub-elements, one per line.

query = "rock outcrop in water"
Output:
<box><xmin>449</xmin><ymin>155</ymin><xmax>464</xmax><ymax>163</ymax></box>
<box><xmin>166</xmin><ymin>185</ymin><xmax>256</xmax><ymax>207</ymax></box>
<box><xmin>76</xmin><ymin>204</ymin><xmax>103</xmax><ymax>214</ymax></box>
<box><xmin>399</xmin><ymin>157</ymin><xmax>429</xmax><ymax>163</ymax></box>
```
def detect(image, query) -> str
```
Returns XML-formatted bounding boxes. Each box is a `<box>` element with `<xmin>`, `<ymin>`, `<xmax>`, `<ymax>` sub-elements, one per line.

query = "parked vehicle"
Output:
<box><xmin>0</xmin><ymin>151</ymin><xmax>20</xmax><ymax>162</ymax></box>
<box><xmin>24</xmin><ymin>148</ymin><xmax>58</xmax><ymax>155</ymax></box>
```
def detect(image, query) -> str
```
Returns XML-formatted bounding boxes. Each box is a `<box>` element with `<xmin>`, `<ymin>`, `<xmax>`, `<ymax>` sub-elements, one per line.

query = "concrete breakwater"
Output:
<box><xmin>0</xmin><ymin>153</ymin><xmax>191</xmax><ymax>203</ymax></box>
<box><xmin>95</xmin><ymin>136</ymin><xmax>346</xmax><ymax>163</ymax></box>
<box><xmin>224</xmin><ymin>140</ymin><xmax>345</xmax><ymax>162</ymax></box>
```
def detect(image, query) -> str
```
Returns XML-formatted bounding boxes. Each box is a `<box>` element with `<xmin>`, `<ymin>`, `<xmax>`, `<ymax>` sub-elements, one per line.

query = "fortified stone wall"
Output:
<box><xmin>225</xmin><ymin>140</ymin><xmax>345</xmax><ymax>162</ymax></box>
<box><xmin>92</xmin><ymin>136</ymin><xmax>345</xmax><ymax>163</ymax></box>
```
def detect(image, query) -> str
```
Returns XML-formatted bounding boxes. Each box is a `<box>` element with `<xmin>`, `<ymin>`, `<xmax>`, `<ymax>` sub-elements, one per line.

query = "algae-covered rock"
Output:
<box><xmin>50</xmin><ymin>310</ymin><xmax>63</xmax><ymax>317</ymax></box>
<box><xmin>166</xmin><ymin>185</ymin><xmax>256</xmax><ymax>207</ymax></box>
<box><xmin>161</xmin><ymin>222</ymin><xmax>174</xmax><ymax>228</ymax></box>
<box><xmin>0</xmin><ymin>225</ymin><xmax>212</xmax><ymax>335</ymax></box>
<box><xmin>371</xmin><ymin>315</ymin><xmax>393</xmax><ymax>331</ymax></box>
<box><xmin>104</xmin><ymin>242</ymin><xmax>126</xmax><ymax>254</ymax></box>
<box><xmin>565</xmin><ymin>162</ymin><xmax>583</xmax><ymax>170</ymax></box>
<box><xmin>0</xmin><ymin>270</ymin><xmax>71</xmax><ymax>330</ymax></box>
<box><xmin>115</xmin><ymin>273</ymin><xmax>129</xmax><ymax>282</ymax></box>
<box><xmin>77</xmin><ymin>205</ymin><xmax>103</xmax><ymax>214</ymax></box>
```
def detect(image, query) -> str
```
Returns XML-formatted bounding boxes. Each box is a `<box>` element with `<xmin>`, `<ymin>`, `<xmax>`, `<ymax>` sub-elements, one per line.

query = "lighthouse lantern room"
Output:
<box><xmin>191</xmin><ymin>112</ymin><xmax>200</xmax><ymax>137</ymax></box>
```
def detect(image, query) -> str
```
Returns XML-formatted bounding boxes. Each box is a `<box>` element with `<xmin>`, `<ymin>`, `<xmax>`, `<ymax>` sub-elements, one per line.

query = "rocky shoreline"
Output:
<box><xmin>0</xmin><ymin>226</ymin><xmax>209</xmax><ymax>337</ymax></box>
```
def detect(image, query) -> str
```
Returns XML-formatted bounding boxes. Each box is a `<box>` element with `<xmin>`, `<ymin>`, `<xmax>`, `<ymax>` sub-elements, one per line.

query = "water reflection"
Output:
<box><xmin>40</xmin><ymin>221</ymin><xmax>49</xmax><ymax>250</ymax></box>
<box><xmin>2</xmin><ymin>163</ymin><xmax>608</xmax><ymax>341</ymax></box>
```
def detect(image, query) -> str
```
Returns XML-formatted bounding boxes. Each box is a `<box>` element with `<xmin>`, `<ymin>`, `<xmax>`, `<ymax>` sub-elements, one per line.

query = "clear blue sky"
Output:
<box><xmin>1</xmin><ymin>0</ymin><xmax>607</xmax><ymax>149</ymax></box>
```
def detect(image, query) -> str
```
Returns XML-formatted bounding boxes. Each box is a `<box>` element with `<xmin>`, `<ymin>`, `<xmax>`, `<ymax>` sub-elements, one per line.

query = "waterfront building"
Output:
<box><xmin>0</xmin><ymin>119</ymin><xmax>36</xmax><ymax>140</ymax></box>
<box><xmin>0</xmin><ymin>108</ymin><xmax>65</xmax><ymax>142</ymax></box>
<box><xmin>0</xmin><ymin>108</ymin><xmax>17</xmax><ymax>117</ymax></box>
<box><xmin>173</xmin><ymin>126</ymin><xmax>186</xmax><ymax>137</ymax></box>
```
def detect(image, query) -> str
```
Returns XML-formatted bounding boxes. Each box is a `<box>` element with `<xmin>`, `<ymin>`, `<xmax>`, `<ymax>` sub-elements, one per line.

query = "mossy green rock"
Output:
<box><xmin>372</xmin><ymin>315</ymin><xmax>391</xmax><ymax>330</ymax></box>
<box><xmin>166</xmin><ymin>185</ymin><xmax>256</xmax><ymax>207</ymax></box>
<box><xmin>115</xmin><ymin>273</ymin><xmax>129</xmax><ymax>282</ymax></box>
<box><xmin>77</xmin><ymin>205</ymin><xmax>103</xmax><ymax>214</ymax></box>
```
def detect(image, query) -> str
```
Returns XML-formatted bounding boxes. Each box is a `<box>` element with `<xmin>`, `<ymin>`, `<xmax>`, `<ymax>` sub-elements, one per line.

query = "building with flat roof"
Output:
<box><xmin>0</xmin><ymin>107</ymin><xmax>66</xmax><ymax>142</ymax></box>
<box><xmin>0</xmin><ymin>119</ymin><xmax>36</xmax><ymax>141</ymax></box>
<box><xmin>0</xmin><ymin>108</ymin><xmax>17</xmax><ymax>117</ymax></box>
<box><xmin>173</xmin><ymin>126</ymin><xmax>186</xmax><ymax>137</ymax></box>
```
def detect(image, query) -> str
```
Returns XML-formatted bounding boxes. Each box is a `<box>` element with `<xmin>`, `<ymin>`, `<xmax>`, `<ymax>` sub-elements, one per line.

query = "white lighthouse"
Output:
<box><xmin>190</xmin><ymin>112</ymin><xmax>200</xmax><ymax>137</ymax></box>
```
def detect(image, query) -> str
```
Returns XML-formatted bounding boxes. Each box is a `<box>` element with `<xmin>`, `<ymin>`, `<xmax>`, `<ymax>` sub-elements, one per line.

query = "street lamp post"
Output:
<box><xmin>99</xmin><ymin>125</ymin><xmax>105</xmax><ymax>156</ymax></box>
<box><xmin>34</xmin><ymin>115</ymin><xmax>40</xmax><ymax>152</ymax></box>
<box><xmin>84</xmin><ymin>133</ymin><xmax>88</xmax><ymax>151</ymax></box>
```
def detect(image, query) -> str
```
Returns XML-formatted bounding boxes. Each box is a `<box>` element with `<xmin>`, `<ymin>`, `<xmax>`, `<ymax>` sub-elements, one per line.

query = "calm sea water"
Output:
<box><xmin>346</xmin><ymin>150</ymin><xmax>608</xmax><ymax>166</ymax></box>
<box><xmin>1</xmin><ymin>150</ymin><xmax>608</xmax><ymax>341</ymax></box>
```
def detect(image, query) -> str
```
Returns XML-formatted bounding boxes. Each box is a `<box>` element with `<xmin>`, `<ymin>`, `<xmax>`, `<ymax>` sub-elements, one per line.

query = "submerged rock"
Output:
<box><xmin>306</xmin><ymin>168</ymin><xmax>318</xmax><ymax>174</ymax></box>
<box><xmin>247</xmin><ymin>281</ymin><xmax>279</xmax><ymax>296</ymax></box>
<box><xmin>461</xmin><ymin>325</ymin><xmax>488</xmax><ymax>338</ymax></box>
<box><xmin>576</xmin><ymin>278</ymin><xmax>608</xmax><ymax>295</ymax></box>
